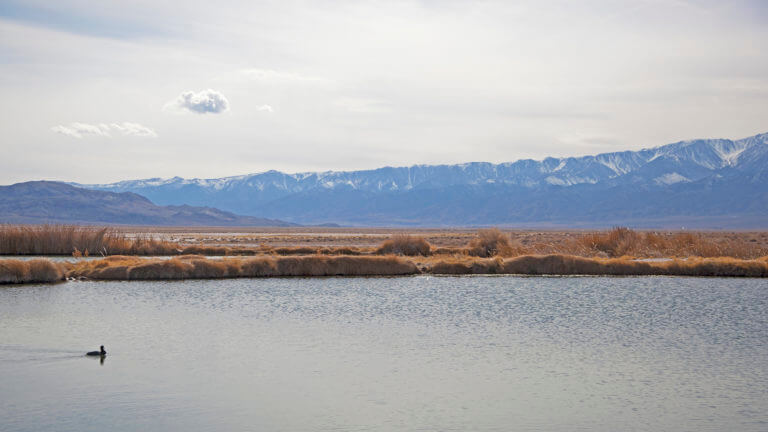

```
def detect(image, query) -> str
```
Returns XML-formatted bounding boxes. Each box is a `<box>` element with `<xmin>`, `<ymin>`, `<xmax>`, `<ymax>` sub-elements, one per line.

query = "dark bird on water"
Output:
<box><xmin>86</xmin><ymin>345</ymin><xmax>106</xmax><ymax>356</ymax></box>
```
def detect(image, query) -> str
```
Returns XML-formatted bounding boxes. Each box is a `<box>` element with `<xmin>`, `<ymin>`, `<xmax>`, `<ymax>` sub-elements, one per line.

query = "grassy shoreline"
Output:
<box><xmin>2</xmin><ymin>254</ymin><xmax>767</xmax><ymax>284</ymax></box>
<box><xmin>2</xmin><ymin>225</ymin><xmax>767</xmax><ymax>284</ymax></box>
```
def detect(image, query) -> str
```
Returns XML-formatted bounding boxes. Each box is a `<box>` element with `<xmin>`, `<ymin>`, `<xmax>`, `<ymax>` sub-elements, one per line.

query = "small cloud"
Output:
<box><xmin>164</xmin><ymin>89</ymin><xmax>229</xmax><ymax>114</ymax></box>
<box><xmin>256</xmin><ymin>104</ymin><xmax>274</xmax><ymax>113</ymax></box>
<box><xmin>51</xmin><ymin>122</ymin><xmax>157</xmax><ymax>139</ymax></box>
<box><xmin>51</xmin><ymin>122</ymin><xmax>112</xmax><ymax>138</ymax></box>
<box><xmin>109</xmin><ymin>122</ymin><xmax>158</xmax><ymax>137</ymax></box>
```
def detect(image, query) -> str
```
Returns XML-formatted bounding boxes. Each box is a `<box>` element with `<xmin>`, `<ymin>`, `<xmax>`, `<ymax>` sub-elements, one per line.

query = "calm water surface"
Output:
<box><xmin>1</xmin><ymin>276</ymin><xmax>766</xmax><ymax>431</ymax></box>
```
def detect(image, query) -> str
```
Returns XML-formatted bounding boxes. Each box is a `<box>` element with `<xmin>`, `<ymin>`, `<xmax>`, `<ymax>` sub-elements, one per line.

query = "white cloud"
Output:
<box><xmin>51</xmin><ymin>122</ymin><xmax>112</xmax><ymax>138</ymax></box>
<box><xmin>51</xmin><ymin>122</ymin><xmax>157</xmax><ymax>138</ymax></box>
<box><xmin>109</xmin><ymin>122</ymin><xmax>159</xmax><ymax>137</ymax></box>
<box><xmin>164</xmin><ymin>89</ymin><xmax>229</xmax><ymax>114</ymax></box>
<box><xmin>256</xmin><ymin>104</ymin><xmax>274</xmax><ymax>113</ymax></box>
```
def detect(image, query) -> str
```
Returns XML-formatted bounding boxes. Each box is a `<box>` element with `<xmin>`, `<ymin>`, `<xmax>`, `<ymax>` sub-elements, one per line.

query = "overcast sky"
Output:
<box><xmin>1</xmin><ymin>0</ymin><xmax>767</xmax><ymax>184</ymax></box>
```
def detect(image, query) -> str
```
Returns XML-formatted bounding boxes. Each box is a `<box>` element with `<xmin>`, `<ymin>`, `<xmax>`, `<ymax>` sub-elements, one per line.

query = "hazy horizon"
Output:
<box><xmin>2</xmin><ymin>129</ymin><xmax>761</xmax><ymax>186</ymax></box>
<box><xmin>2</xmin><ymin>0</ymin><xmax>768</xmax><ymax>184</ymax></box>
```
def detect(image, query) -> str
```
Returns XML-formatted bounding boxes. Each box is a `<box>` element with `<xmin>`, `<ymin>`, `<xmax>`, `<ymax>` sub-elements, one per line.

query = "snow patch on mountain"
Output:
<box><xmin>654</xmin><ymin>172</ymin><xmax>690</xmax><ymax>185</ymax></box>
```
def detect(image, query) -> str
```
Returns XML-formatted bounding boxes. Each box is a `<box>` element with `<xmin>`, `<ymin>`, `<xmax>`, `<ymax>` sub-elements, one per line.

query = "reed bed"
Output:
<box><xmin>423</xmin><ymin>254</ymin><xmax>768</xmax><ymax>277</ymax></box>
<box><xmin>0</xmin><ymin>259</ymin><xmax>67</xmax><ymax>284</ymax></box>
<box><xmin>65</xmin><ymin>254</ymin><xmax>419</xmax><ymax>280</ymax></box>
<box><xmin>0</xmin><ymin>225</ymin><xmax>180</xmax><ymax>256</ymax></box>
<box><xmin>3</xmin><ymin>253</ymin><xmax>767</xmax><ymax>284</ymax></box>
<box><xmin>458</xmin><ymin>227</ymin><xmax>768</xmax><ymax>259</ymax></box>
<box><xmin>573</xmin><ymin>227</ymin><xmax>764</xmax><ymax>258</ymax></box>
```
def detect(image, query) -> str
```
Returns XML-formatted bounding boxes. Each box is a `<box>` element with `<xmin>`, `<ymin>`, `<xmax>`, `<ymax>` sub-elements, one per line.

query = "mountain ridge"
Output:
<box><xmin>0</xmin><ymin>181</ymin><xmax>296</xmax><ymax>226</ymax></box>
<box><xmin>67</xmin><ymin>131</ymin><xmax>768</xmax><ymax>227</ymax></box>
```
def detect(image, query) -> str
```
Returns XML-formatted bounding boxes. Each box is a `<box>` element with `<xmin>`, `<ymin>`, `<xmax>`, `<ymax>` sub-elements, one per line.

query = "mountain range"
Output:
<box><xmin>68</xmin><ymin>131</ymin><xmax>768</xmax><ymax>228</ymax></box>
<box><xmin>0</xmin><ymin>181</ymin><xmax>295</xmax><ymax>226</ymax></box>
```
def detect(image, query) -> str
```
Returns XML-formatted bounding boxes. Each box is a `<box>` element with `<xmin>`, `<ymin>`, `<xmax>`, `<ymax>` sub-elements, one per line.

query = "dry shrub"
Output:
<box><xmin>376</xmin><ymin>234</ymin><xmax>431</xmax><ymax>256</ymax></box>
<box><xmin>468</xmin><ymin>228</ymin><xmax>512</xmax><ymax>257</ymax></box>
<box><xmin>0</xmin><ymin>259</ymin><xmax>66</xmax><ymax>284</ymax></box>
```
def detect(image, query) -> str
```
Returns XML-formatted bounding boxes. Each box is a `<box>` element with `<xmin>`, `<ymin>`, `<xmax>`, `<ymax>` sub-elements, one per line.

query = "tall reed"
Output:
<box><xmin>0</xmin><ymin>225</ymin><xmax>180</xmax><ymax>256</ymax></box>
<box><xmin>0</xmin><ymin>259</ymin><xmax>67</xmax><ymax>284</ymax></box>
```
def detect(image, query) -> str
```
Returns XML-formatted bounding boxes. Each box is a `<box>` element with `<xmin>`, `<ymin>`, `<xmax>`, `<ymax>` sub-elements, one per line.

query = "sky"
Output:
<box><xmin>1</xmin><ymin>0</ymin><xmax>767</xmax><ymax>184</ymax></box>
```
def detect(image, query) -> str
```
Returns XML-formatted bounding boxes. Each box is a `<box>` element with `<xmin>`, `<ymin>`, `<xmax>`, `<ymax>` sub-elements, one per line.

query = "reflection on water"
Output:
<box><xmin>1</xmin><ymin>276</ymin><xmax>767</xmax><ymax>431</ymax></box>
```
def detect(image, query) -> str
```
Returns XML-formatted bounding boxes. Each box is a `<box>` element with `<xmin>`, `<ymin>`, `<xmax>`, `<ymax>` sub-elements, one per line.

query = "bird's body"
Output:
<box><xmin>86</xmin><ymin>345</ymin><xmax>106</xmax><ymax>356</ymax></box>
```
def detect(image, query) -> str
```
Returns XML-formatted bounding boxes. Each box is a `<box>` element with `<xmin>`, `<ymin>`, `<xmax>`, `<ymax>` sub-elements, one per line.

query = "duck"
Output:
<box><xmin>86</xmin><ymin>345</ymin><xmax>107</xmax><ymax>356</ymax></box>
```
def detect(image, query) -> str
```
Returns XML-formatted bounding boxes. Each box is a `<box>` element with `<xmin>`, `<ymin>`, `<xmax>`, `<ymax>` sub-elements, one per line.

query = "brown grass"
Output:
<box><xmin>0</xmin><ymin>259</ymin><xmax>67</xmax><ymax>284</ymax></box>
<box><xmin>65</xmin><ymin>255</ymin><xmax>419</xmax><ymax>280</ymax></box>
<box><xmin>0</xmin><ymin>225</ymin><xmax>180</xmax><ymax>256</ymax></box>
<box><xmin>4</xmin><ymin>253</ymin><xmax>768</xmax><ymax>284</ymax></box>
<box><xmin>423</xmin><ymin>254</ymin><xmax>768</xmax><ymax>277</ymax></box>
<box><xmin>376</xmin><ymin>234</ymin><xmax>431</xmax><ymax>256</ymax></box>
<box><xmin>576</xmin><ymin>227</ymin><xmax>767</xmax><ymax>259</ymax></box>
<box><xmin>429</xmin><ymin>257</ymin><xmax>505</xmax><ymax>274</ymax></box>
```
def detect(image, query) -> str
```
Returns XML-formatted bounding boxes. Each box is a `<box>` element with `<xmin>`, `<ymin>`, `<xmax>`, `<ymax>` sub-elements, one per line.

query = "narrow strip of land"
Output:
<box><xmin>2</xmin><ymin>254</ymin><xmax>767</xmax><ymax>285</ymax></box>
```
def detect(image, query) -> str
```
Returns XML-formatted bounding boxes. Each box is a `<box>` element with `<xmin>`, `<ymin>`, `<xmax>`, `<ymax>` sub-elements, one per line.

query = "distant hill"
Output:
<box><xmin>0</xmin><ymin>181</ymin><xmax>296</xmax><ymax>226</ymax></box>
<box><xmin>73</xmin><ymin>132</ymin><xmax>768</xmax><ymax>228</ymax></box>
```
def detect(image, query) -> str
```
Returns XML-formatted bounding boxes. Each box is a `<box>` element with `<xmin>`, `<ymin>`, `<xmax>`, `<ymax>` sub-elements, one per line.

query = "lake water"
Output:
<box><xmin>1</xmin><ymin>276</ymin><xmax>766</xmax><ymax>431</ymax></box>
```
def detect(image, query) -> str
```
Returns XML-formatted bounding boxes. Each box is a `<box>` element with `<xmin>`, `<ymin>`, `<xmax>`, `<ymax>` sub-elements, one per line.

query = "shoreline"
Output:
<box><xmin>2</xmin><ymin>254</ymin><xmax>767</xmax><ymax>284</ymax></box>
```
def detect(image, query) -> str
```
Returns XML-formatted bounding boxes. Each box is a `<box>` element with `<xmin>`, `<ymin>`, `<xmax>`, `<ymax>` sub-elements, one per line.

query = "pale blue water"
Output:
<box><xmin>1</xmin><ymin>276</ymin><xmax>766</xmax><ymax>431</ymax></box>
